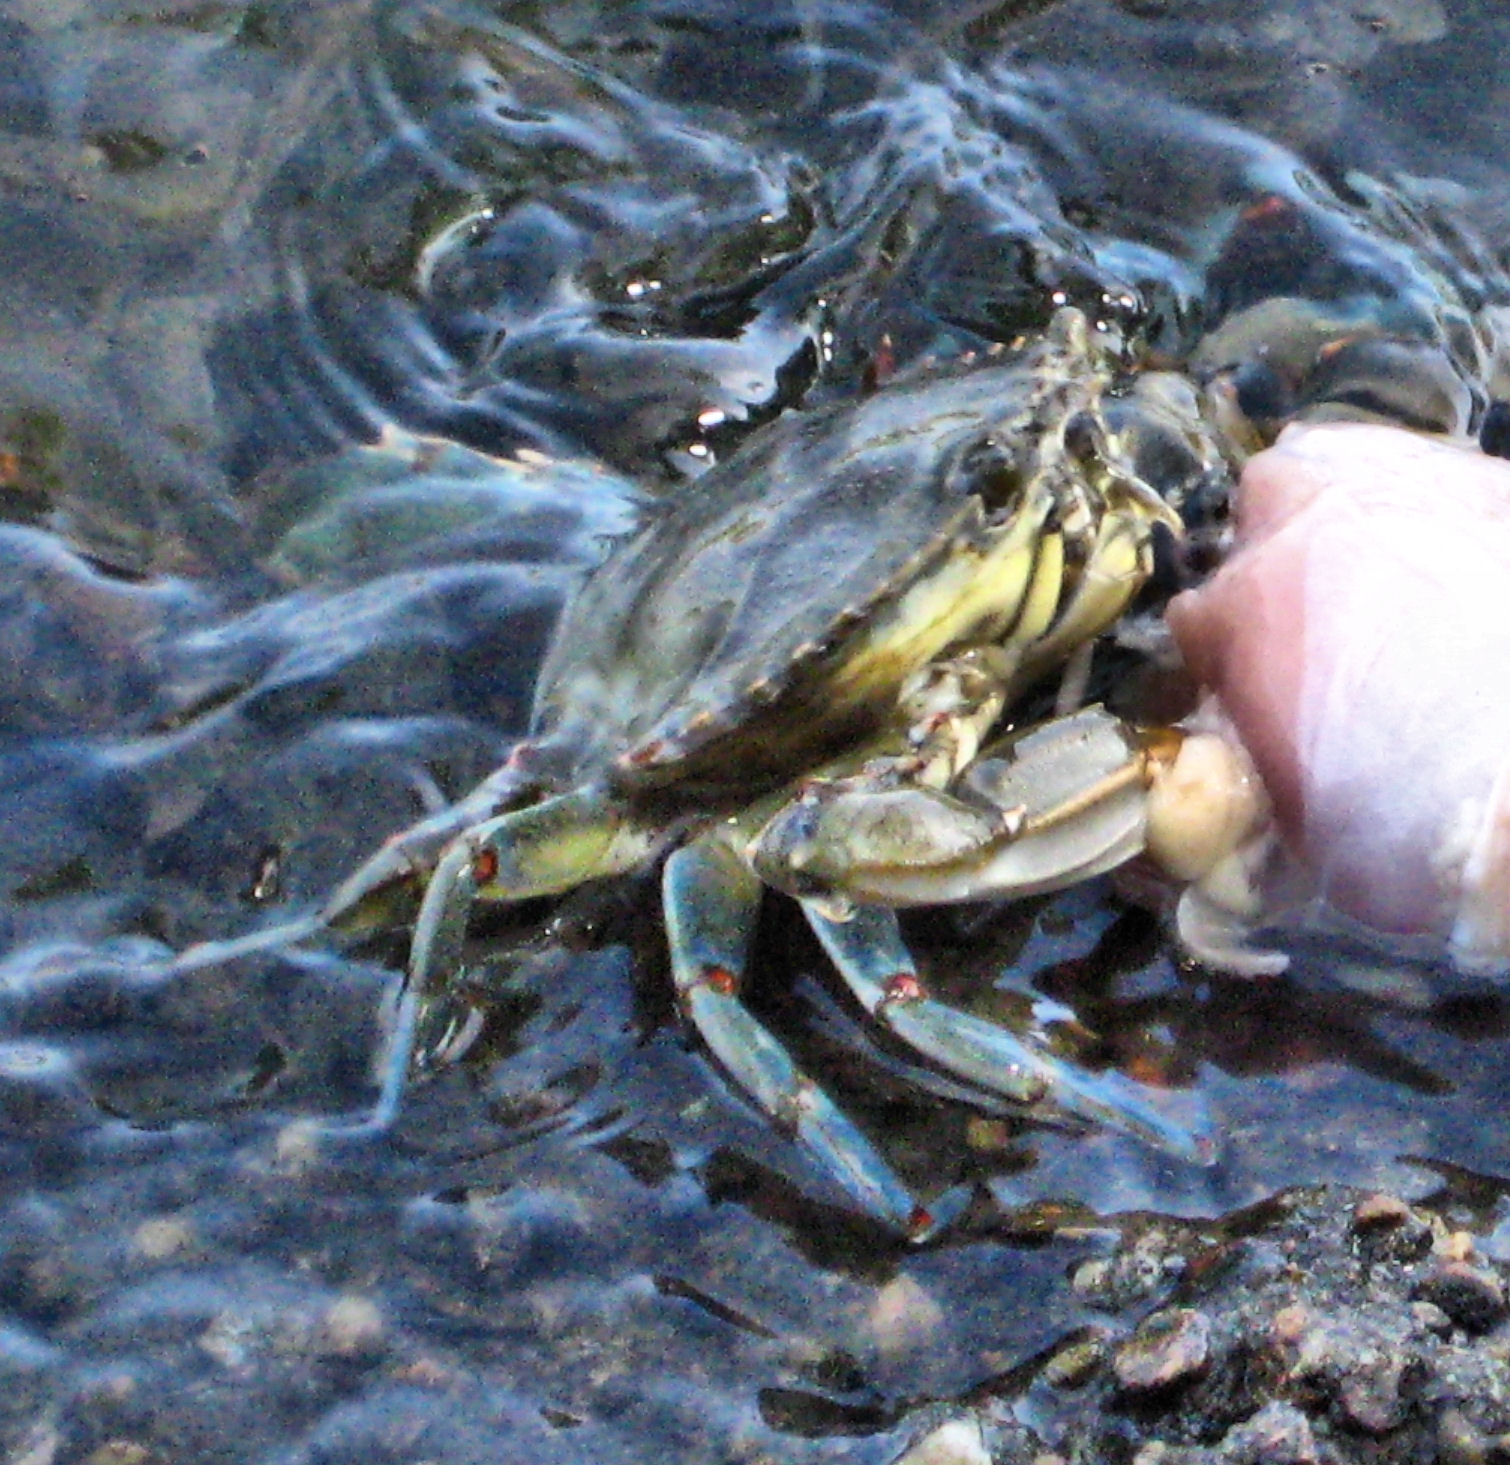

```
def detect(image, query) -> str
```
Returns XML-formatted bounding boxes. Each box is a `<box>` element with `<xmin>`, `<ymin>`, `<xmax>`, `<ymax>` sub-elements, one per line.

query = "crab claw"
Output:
<box><xmin>750</xmin><ymin>702</ymin><xmax>1282</xmax><ymax>976</ymax></box>
<box><xmin>751</xmin><ymin>707</ymin><xmax>1161</xmax><ymax>908</ymax></box>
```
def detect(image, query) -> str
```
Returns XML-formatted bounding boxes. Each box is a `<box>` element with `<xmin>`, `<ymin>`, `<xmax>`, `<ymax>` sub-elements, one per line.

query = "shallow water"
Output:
<box><xmin>5</xmin><ymin>1</ymin><xmax>1510</xmax><ymax>1460</ymax></box>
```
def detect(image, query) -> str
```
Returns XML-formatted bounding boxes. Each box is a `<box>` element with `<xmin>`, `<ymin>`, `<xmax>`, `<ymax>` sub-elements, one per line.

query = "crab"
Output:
<box><xmin>230</xmin><ymin>303</ymin><xmax>1278</xmax><ymax>1239</ymax></box>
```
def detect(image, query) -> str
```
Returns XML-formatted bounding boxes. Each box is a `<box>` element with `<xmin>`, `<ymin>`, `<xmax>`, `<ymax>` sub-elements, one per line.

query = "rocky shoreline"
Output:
<box><xmin>900</xmin><ymin>1184</ymin><xmax>1510</xmax><ymax>1465</ymax></box>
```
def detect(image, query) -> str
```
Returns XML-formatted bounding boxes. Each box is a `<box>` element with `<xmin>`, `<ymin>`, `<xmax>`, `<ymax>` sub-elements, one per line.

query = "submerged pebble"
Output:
<box><xmin>894</xmin><ymin>1418</ymin><xmax>991</xmax><ymax>1465</ymax></box>
<box><xmin>1112</xmin><ymin>1307</ymin><xmax>1212</xmax><ymax>1393</ymax></box>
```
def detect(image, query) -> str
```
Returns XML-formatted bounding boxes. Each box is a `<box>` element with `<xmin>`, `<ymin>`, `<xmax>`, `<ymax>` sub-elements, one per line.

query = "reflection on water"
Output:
<box><xmin>4</xmin><ymin>0</ymin><xmax>1510</xmax><ymax>1459</ymax></box>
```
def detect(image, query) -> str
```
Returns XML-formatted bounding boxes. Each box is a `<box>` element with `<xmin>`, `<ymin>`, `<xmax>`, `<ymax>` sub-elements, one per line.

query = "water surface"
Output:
<box><xmin>3</xmin><ymin>2</ymin><xmax>1510</xmax><ymax>1459</ymax></box>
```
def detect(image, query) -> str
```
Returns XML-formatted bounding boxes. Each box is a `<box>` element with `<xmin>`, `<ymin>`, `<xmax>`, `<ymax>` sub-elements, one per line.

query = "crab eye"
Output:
<box><xmin>1229</xmin><ymin>358</ymin><xmax>1294</xmax><ymax>427</ymax></box>
<box><xmin>957</xmin><ymin>437</ymin><xmax>1024</xmax><ymax>514</ymax></box>
<box><xmin>1061</xmin><ymin>409</ymin><xmax>1106</xmax><ymax>464</ymax></box>
<box><xmin>1127</xmin><ymin>422</ymin><xmax>1205</xmax><ymax>504</ymax></box>
<box><xmin>1482</xmin><ymin>400</ymin><xmax>1510</xmax><ymax>460</ymax></box>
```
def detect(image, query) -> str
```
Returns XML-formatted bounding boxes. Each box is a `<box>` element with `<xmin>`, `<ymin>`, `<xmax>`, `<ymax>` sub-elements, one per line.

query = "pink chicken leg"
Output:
<box><xmin>1167</xmin><ymin>422</ymin><xmax>1510</xmax><ymax>968</ymax></box>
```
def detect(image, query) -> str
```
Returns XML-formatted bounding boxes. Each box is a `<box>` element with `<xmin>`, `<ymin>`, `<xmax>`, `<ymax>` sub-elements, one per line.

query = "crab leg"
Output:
<box><xmin>322</xmin><ymin>761</ymin><xmax>546</xmax><ymax>939</ymax></box>
<box><xmin>368</xmin><ymin>789</ymin><xmax>659</xmax><ymax>1126</ymax></box>
<box><xmin>663</xmin><ymin>833</ymin><xmax>972</xmax><ymax>1239</ymax></box>
<box><xmin>164</xmin><ymin>761</ymin><xmax>546</xmax><ymax>977</ymax></box>
<box><xmin>799</xmin><ymin>900</ymin><xmax>1212</xmax><ymax>1162</ymax></box>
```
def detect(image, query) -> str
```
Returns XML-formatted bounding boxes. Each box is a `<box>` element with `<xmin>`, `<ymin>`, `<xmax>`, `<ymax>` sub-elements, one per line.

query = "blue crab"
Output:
<box><xmin>246</xmin><ymin>305</ymin><xmax>1268</xmax><ymax>1238</ymax></box>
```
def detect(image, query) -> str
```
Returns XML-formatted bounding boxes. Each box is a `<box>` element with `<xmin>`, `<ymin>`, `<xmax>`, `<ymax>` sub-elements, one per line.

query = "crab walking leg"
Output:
<box><xmin>322</xmin><ymin>760</ymin><xmax>545</xmax><ymax>940</ymax></box>
<box><xmin>162</xmin><ymin>798</ymin><xmax>487</xmax><ymax>977</ymax></box>
<box><xmin>162</xmin><ymin>908</ymin><xmax>330</xmax><ymax>976</ymax></box>
<box><xmin>801</xmin><ymin>901</ymin><xmax>1212</xmax><ymax>1162</ymax></box>
<box><xmin>663</xmin><ymin>833</ymin><xmax>972</xmax><ymax>1239</ymax></box>
<box><xmin>168</xmin><ymin>761</ymin><xmax>548</xmax><ymax>976</ymax></box>
<box><xmin>369</xmin><ymin>789</ymin><xmax>658</xmax><ymax>1127</ymax></box>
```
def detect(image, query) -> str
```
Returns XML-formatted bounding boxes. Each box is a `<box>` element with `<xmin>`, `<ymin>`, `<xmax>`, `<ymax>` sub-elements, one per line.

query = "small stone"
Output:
<box><xmin>82</xmin><ymin>1446</ymin><xmax>149</xmax><ymax>1465</ymax></box>
<box><xmin>1132</xmin><ymin>1444</ymin><xmax>1204</xmax><ymax>1465</ymax></box>
<box><xmin>1043</xmin><ymin>1335</ymin><xmax>1105</xmax><ymax>1388</ymax></box>
<box><xmin>866</xmin><ymin>1274</ymin><xmax>944</xmax><ymax>1358</ymax></box>
<box><xmin>198</xmin><ymin>1312</ymin><xmax>254</xmax><ymax>1370</ymax></box>
<box><xmin>1220</xmin><ymin>1400</ymin><xmax>1318</xmax><ymax>1465</ymax></box>
<box><xmin>1352</xmin><ymin>1193</ymin><xmax>1410</xmax><ymax>1230</ymax></box>
<box><xmin>1071</xmin><ymin>1258</ymin><xmax>1111</xmax><ymax>1297</ymax></box>
<box><xmin>1113</xmin><ymin>1308</ymin><xmax>1212</xmax><ymax>1393</ymax></box>
<box><xmin>1351</xmin><ymin>1195</ymin><xmax>1432</xmax><ymax>1261</ymax></box>
<box><xmin>317</xmin><ymin>1295</ymin><xmax>386</xmax><ymax>1358</ymax></box>
<box><xmin>1441</xmin><ymin>1230</ymin><xmax>1479</xmax><ymax>1263</ymax></box>
<box><xmin>963</xmin><ymin>1116</ymin><xmax>1014</xmax><ymax>1153</ymax></box>
<box><xmin>1416</xmin><ymin>1262</ymin><xmax>1507</xmax><ymax>1334</ymax></box>
<box><xmin>133</xmin><ymin>1217</ymin><xmax>193</xmax><ymax>1261</ymax></box>
<box><xmin>1410</xmin><ymin>1300</ymin><xmax>1453</xmax><ymax>1336</ymax></box>
<box><xmin>394</xmin><ymin>1356</ymin><xmax>454</xmax><ymax>1389</ymax></box>
<box><xmin>79</xmin><ymin>1373</ymin><xmax>136</xmax><ymax>1409</ymax></box>
<box><xmin>1288</xmin><ymin>1324</ymin><xmax>1338</xmax><ymax>1381</ymax></box>
<box><xmin>1270</xmin><ymin>1304</ymin><xmax>1310</xmax><ymax>1346</ymax></box>
<box><xmin>272</xmin><ymin>1119</ymin><xmax>324</xmax><ymax>1175</ymax></box>
<box><xmin>1071</xmin><ymin>1230</ymin><xmax>1181</xmax><ymax>1309</ymax></box>
<box><xmin>13</xmin><ymin>1421</ymin><xmax>60</xmax><ymax>1465</ymax></box>
<box><xmin>1338</xmin><ymin>1356</ymin><xmax>1407</xmax><ymax>1435</ymax></box>
<box><xmin>1437</xmin><ymin>1406</ymin><xmax>1490</xmax><ymax>1465</ymax></box>
<box><xmin>893</xmin><ymin>1418</ymin><xmax>990</xmax><ymax>1465</ymax></box>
